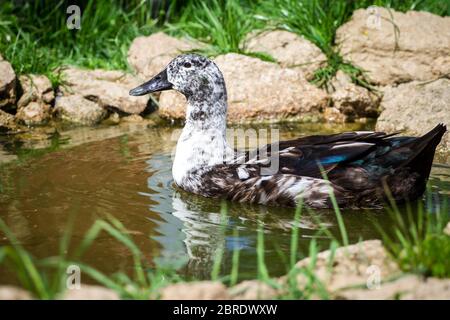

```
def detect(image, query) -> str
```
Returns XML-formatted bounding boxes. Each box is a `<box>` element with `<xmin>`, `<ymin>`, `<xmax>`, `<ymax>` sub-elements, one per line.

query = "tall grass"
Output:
<box><xmin>171</xmin><ymin>0</ymin><xmax>255</xmax><ymax>54</ymax></box>
<box><xmin>377</xmin><ymin>191</ymin><xmax>450</xmax><ymax>278</ymax></box>
<box><xmin>0</xmin><ymin>214</ymin><xmax>183</xmax><ymax>299</ymax></box>
<box><xmin>167</xmin><ymin>0</ymin><xmax>276</xmax><ymax>61</ymax></box>
<box><xmin>211</xmin><ymin>202</ymin><xmax>229</xmax><ymax>281</ymax></box>
<box><xmin>0</xmin><ymin>213</ymin><xmax>74</xmax><ymax>299</ymax></box>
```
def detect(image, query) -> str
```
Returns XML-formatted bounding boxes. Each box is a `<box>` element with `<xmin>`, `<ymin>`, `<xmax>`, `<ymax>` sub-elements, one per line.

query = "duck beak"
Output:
<box><xmin>129</xmin><ymin>69</ymin><xmax>172</xmax><ymax>96</ymax></box>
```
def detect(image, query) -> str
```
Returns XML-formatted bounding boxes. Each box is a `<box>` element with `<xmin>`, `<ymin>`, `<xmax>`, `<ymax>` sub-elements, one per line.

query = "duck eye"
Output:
<box><xmin>183</xmin><ymin>62</ymin><xmax>192</xmax><ymax>68</ymax></box>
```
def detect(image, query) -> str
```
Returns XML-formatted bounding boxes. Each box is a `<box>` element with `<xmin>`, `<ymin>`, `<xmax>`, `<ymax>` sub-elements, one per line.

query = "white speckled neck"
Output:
<box><xmin>172</xmin><ymin>66</ymin><xmax>233</xmax><ymax>186</ymax></box>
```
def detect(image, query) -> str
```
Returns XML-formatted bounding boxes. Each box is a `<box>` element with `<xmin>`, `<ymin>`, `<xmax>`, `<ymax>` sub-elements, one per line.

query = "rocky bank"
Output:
<box><xmin>0</xmin><ymin>8</ymin><xmax>449</xmax><ymax>149</ymax></box>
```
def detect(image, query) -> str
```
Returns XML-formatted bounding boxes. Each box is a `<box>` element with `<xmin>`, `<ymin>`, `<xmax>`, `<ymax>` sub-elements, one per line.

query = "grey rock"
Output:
<box><xmin>336</xmin><ymin>8</ymin><xmax>450</xmax><ymax>85</ymax></box>
<box><xmin>376</xmin><ymin>78</ymin><xmax>449</xmax><ymax>153</ymax></box>
<box><xmin>54</xmin><ymin>95</ymin><xmax>107</xmax><ymax>125</ymax></box>
<box><xmin>0</xmin><ymin>54</ymin><xmax>17</xmax><ymax>109</ymax></box>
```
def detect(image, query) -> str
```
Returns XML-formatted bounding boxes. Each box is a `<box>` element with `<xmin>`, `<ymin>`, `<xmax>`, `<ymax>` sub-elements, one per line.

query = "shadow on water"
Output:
<box><xmin>0</xmin><ymin>121</ymin><xmax>449</xmax><ymax>283</ymax></box>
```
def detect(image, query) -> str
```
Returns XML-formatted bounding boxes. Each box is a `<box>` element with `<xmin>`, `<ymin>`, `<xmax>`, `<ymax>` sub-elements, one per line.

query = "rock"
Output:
<box><xmin>0</xmin><ymin>109</ymin><xmax>16</xmax><ymax>130</ymax></box>
<box><xmin>0</xmin><ymin>54</ymin><xmax>17</xmax><ymax>109</ymax></box>
<box><xmin>444</xmin><ymin>222</ymin><xmax>450</xmax><ymax>236</ymax></box>
<box><xmin>336</xmin><ymin>8</ymin><xmax>450</xmax><ymax>85</ymax></box>
<box><xmin>293</xmin><ymin>240</ymin><xmax>401</xmax><ymax>292</ymax></box>
<box><xmin>323</xmin><ymin>106</ymin><xmax>346</xmax><ymax>123</ymax></box>
<box><xmin>402</xmin><ymin>277</ymin><xmax>450</xmax><ymax>300</ymax></box>
<box><xmin>159</xmin><ymin>53</ymin><xmax>329</xmax><ymax>123</ymax></box>
<box><xmin>229</xmin><ymin>280</ymin><xmax>281</xmax><ymax>300</ymax></box>
<box><xmin>160</xmin><ymin>281</ymin><xmax>229</xmax><ymax>300</ymax></box>
<box><xmin>375</xmin><ymin>79</ymin><xmax>450</xmax><ymax>152</ymax></box>
<box><xmin>120</xmin><ymin>114</ymin><xmax>144</xmax><ymax>123</ymax></box>
<box><xmin>330</xmin><ymin>71</ymin><xmax>381</xmax><ymax>119</ymax></box>
<box><xmin>54</xmin><ymin>95</ymin><xmax>107</xmax><ymax>125</ymax></box>
<box><xmin>61</xmin><ymin>285</ymin><xmax>120</xmax><ymax>300</ymax></box>
<box><xmin>16</xmin><ymin>74</ymin><xmax>54</xmax><ymax>125</ymax></box>
<box><xmin>337</xmin><ymin>275</ymin><xmax>421</xmax><ymax>299</ymax></box>
<box><xmin>18</xmin><ymin>74</ymin><xmax>54</xmax><ymax>107</ymax></box>
<box><xmin>244</xmin><ymin>30</ymin><xmax>326</xmax><ymax>79</ymax></box>
<box><xmin>0</xmin><ymin>146</ymin><xmax>18</xmax><ymax>164</ymax></box>
<box><xmin>128</xmin><ymin>32</ymin><xmax>201</xmax><ymax>79</ymax></box>
<box><xmin>103</xmin><ymin>112</ymin><xmax>121</xmax><ymax>125</ymax></box>
<box><xmin>337</xmin><ymin>275</ymin><xmax>450</xmax><ymax>300</ymax></box>
<box><xmin>59</xmin><ymin>67</ymin><xmax>149</xmax><ymax>114</ymax></box>
<box><xmin>16</xmin><ymin>101</ymin><xmax>51</xmax><ymax>126</ymax></box>
<box><xmin>0</xmin><ymin>286</ymin><xmax>33</xmax><ymax>300</ymax></box>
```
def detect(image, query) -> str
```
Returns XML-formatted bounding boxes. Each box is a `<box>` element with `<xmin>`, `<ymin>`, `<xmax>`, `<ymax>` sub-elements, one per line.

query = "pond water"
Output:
<box><xmin>0</xmin><ymin>120</ymin><xmax>449</xmax><ymax>284</ymax></box>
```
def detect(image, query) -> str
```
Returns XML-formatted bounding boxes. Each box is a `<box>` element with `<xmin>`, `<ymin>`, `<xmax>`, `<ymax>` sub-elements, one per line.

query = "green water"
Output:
<box><xmin>0</xmin><ymin>121</ymin><xmax>449</xmax><ymax>283</ymax></box>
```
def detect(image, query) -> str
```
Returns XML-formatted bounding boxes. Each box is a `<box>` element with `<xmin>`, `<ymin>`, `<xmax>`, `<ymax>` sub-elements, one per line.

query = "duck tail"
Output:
<box><xmin>402</xmin><ymin>123</ymin><xmax>447</xmax><ymax>181</ymax></box>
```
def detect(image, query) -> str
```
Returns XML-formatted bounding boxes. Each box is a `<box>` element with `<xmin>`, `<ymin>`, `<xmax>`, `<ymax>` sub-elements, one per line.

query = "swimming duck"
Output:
<box><xmin>130</xmin><ymin>54</ymin><xmax>446</xmax><ymax>209</ymax></box>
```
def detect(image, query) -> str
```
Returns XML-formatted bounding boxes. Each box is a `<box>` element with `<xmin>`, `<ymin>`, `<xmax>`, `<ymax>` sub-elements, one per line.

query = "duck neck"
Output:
<box><xmin>173</xmin><ymin>87</ymin><xmax>231</xmax><ymax>186</ymax></box>
<box><xmin>184</xmin><ymin>84</ymin><xmax>227</xmax><ymax>133</ymax></box>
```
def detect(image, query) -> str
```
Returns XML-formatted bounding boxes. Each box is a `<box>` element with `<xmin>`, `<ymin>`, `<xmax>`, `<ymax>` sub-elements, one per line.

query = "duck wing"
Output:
<box><xmin>262</xmin><ymin>125</ymin><xmax>446</xmax><ymax>200</ymax></box>
<box><xmin>246</xmin><ymin>131</ymin><xmax>397</xmax><ymax>178</ymax></box>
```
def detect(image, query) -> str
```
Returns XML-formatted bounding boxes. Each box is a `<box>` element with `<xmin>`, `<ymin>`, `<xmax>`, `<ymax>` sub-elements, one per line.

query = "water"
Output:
<box><xmin>0</xmin><ymin>121</ymin><xmax>449</xmax><ymax>284</ymax></box>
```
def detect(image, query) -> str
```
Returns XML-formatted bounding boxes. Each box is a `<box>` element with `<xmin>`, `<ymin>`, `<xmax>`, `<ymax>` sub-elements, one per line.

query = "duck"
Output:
<box><xmin>130</xmin><ymin>54</ymin><xmax>446</xmax><ymax>209</ymax></box>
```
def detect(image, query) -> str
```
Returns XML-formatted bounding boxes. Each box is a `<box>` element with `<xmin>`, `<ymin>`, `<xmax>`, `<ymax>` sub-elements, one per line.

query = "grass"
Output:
<box><xmin>0</xmin><ymin>214</ymin><xmax>183</xmax><ymax>299</ymax></box>
<box><xmin>0</xmin><ymin>212</ymin><xmax>75</xmax><ymax>299</ymax></box>
<box><xmin>169</xmin><ymin>0</ymin><xmax>256</xmax><ymax>54</ymax></box>
<box><xmin>377</xmin><ymin>190</ymin><xmax>450</xmax><ymax>278</ymax></box>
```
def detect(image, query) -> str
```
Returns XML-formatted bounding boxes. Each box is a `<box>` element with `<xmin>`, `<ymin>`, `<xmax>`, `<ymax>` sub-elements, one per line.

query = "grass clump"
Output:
<box><xmin>378</xmin><ymin>194</ymin><xmax>450</xmax><ymax>278</ymax></box>
<box><xmin>168</xmin><ymin>0</ymin><xmax>275</xmax><ymax>61</ymax></box>
<box><xmin>0</xmin><ymin>214</ymin><xmax>184</xmax><ymax>299</ymax></box>
<box><xmin>0</xmin><ymin>218</ymin><xmax>68</xmax><ymax>299</ymax></box>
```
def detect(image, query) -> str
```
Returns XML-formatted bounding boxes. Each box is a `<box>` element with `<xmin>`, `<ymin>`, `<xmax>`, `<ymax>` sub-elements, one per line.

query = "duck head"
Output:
<box><xmin>129</xmin><ymin>54</ymin><xmax>226</xmax><ymax>104</ymax></box>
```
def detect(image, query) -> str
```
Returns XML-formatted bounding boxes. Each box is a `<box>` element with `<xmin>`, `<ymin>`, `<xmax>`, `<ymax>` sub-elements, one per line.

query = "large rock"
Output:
<box><xmin>54</xmin><ymin>95</ymin><xmax>107</xmax><ymax>125</ymax></box>
<box><xmin>376</xmin><ymin>79</ymin><xmax>450</xmax><ymax>152</ymax></box>
<box><xmin>228</xmin><ymin>280</ymin><xmax>281</xmax><ymax>300</ymax></box>
<box><xmin>444</xmin><ymin>222</ymin><xmax>450</xmax><ymax>236</ymax></box>
<box><xmin>0</xmin><ymin>54</ymin><xmax>17</xmax><ymax>109</ymax></box>
<box><xmin>16</xmin><ymin>74</ymin><xmax>54</xmax><ymax>125</ymax></box>
<box><xmin>159</xmin><ymin>53</ymin><xmax>329</xmax><ymax>123</ymax></box>
<box><xmin>245</xmin><ymin>30</ymin><xmax>326</xmax><ymax>79</ymax></box>
<box><xmin>59</xmin><ymin>67</ymin><xmax>149</xmax><ymax>115</ymax></box>
<box><xmin>293</xmin><ymin>240</ymin><xmax>400</xmax><ymax>292</ymax></box>
<box><xmin>0</xmin><ymin>109</ymin><xmax>16</xmax><ymax>130</ymax></box>
<box><xmin>336</xmin><ymin>9</ymin><xmax>450</xmax><ymax>85</ymax></box>
<box><xmin>338</xmin><ymin>275</ymin><xmax>450</xmax><ymax>300</ymax></box>
<box><xmin>61</xmin><ymin>285</ymin><xmax>120</xmax><ymax>300</ymax></box>
<box><xmin>128</xmin><ymin>32</ymin><xmax>201</xmax><ymax>79</ymax></box>
<box><xmin>160</xmin><ymin>281</ymin><xmax>229</xmax><ymax>300</ymax></box>
<box><xmin>330</xmin><ymin>70</ymin><xmax>381</xmax><ymax>120</ymax></box>
<box><xmin>0</xmin><ymin>286</ymin><xmax>33</xmax><ymax>300</ymax></box>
